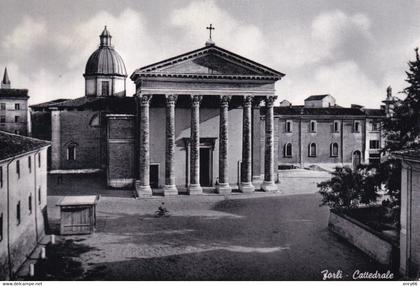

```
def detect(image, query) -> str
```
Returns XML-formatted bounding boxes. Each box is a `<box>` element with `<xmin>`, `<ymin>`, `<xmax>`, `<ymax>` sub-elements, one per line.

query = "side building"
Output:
<box><xmin>258</xmin><ymin>93</ymin><xmax>391</xmax><ymax>172</ymax></box>
<box><xmin>0</xmin><ymin>68</ymin><xmax>29</xmax><ymax>136</ymax></box>
<box><xmin>0</xmin><ymin>132</ymin><xmax>49</xmax><ymax>280</ymax></box>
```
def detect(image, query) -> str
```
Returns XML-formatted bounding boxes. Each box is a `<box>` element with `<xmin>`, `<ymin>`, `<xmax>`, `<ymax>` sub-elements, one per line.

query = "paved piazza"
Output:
<box><xmin>47</xmin><ymin>185</ymin><xmax>391</xmax><ymax>280</ymax></box>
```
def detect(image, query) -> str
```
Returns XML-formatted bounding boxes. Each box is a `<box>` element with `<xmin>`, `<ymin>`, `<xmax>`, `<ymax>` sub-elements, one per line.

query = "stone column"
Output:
<box><xmin>216</xmin><ymin>95</ymin><xmax>232</xmax><ymax>194</ymax></box>
<box><xmin>163</xmin><ymin>94</ymin><xmax>178</xmax><ymax>196</ymax></box>
<box><xmin>239</xmin><ymin>96</ymin><xmax>255</xmax><ymax>193</ymax></box>
<box><xmin>136</xmin><ymin>94</ymin><xmax>153</xmax><ymax>197</ymax></box>
<box><xmin>188</xmin><ymin>95</ymin><xmax>203</xmax><ymax>195</ymax></box>
<box><xmin>262</xmin><ymin>96</ymin><xmax>278</xmax><ymax>192</ymax></box>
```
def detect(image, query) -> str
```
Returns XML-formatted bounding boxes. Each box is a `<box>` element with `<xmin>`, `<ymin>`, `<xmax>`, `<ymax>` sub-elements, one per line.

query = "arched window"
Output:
<box><xmin>89</xmin><ymin>114</ymin><xmax>100</xmax><ymax>127</ymax></box>
<box><xmin>284</xmin><ymin>143</ymin><xmax>292</xmax><ymax>157</ymax></box>
<box><xmin>308</xmin><ymin>143</ymin><xmax>317</xmax><ymax>157</ymax></box>
<box><xmin>67</xmin><ymin>144</ymin><xmax>77</xmax><ymax>161</ymax></box>
<box><xmin>330</xmin><ymin>143</ymin><xmax>339</xmax><ymax>157</ymax></box>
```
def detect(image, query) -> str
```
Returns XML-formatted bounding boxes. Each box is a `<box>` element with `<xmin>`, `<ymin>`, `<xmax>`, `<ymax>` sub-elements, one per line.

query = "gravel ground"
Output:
<box><xmin>46</xmin><ymin>192</ymin><xmax>394</xmax><ymax>281</ymax></box>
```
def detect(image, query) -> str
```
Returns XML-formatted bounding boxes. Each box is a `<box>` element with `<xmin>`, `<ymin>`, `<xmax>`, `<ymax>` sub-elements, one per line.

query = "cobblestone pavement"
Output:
<box><xmin>47</xmin><ymin>191</ymin><xmax>393</xmax><ymax>280</ymax></box>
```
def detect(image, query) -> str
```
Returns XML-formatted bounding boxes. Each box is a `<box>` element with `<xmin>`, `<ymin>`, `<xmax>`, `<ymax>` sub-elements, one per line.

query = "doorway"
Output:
<box><xmin>352</xmin><ymin>151</ymin><xmax>361</xmax><ymax>170</ymax></box>
<box><xmin>200</xmin><ymin>147</ymin><xmax>212</xmax><ymax>187</ymax></box>
<box><xmin>150</xmin><ymin>164</ymin><xmax>159</xmax><ymax>188</ymax></box>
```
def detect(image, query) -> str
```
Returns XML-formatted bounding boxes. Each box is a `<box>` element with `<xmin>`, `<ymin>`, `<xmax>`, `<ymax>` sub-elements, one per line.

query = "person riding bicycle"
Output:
<box><xmin>156</xmin><ymin>202</ymin><xmax>169</xmax><ymax>217</ymax></box>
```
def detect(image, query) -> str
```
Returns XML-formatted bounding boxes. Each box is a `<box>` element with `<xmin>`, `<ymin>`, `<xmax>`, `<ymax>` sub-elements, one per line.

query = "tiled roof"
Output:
<box><xmin>0</xmin><ymin>88</ymin><xmax>28</xmax><ymax>98</ymax></box>
<box><xmin>270</xmin><ymin>106</ymin><xmax>367</xmax><ymax>116</ymax></box>
<box><xmin>30</xmin><ymin>99</ymin><xmax>69</xmax><ymax>108</ymax></box>
<box><xmin>393</xmin><ymin>148</ymin><xmax>420</xmax><ymax>161</ymax></box>
<box><xmin>0</xmin><ymin>131</ymin><xmax>50</xmax><ymax>161</ymax></box>
<box><xmin>305</xmin><ymin>94</ymin><xmax>330</xmax><ymax>101</ymax></box>
<box><xmin>32</xmin><ymin>96</ymin><xmax>136</xmax><ymax>113</ymax></box>
<box><xmin>364</xmin><ymin>108</ymin><xmax>386</xmax><ymax>117</ymax></box>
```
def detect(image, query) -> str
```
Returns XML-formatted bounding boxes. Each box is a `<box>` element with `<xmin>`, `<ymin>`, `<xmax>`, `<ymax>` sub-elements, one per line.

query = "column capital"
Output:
<box><xmin>191</xmin><ymin>95</ymin><xmax>203</xmax><ymax>106</ymax></box>
<box><xmin>139</xmin><ymin>94</ymin><xmax>152</xmax><ymax>106</ymax></box>
<box><xmin>252</xmin><ymin>98</ymin><xmax>263</xmax><ymax>108</ymax></box>
<box><xmin>220</xmin><ymin>95</ymin><xmax>231</xmax><ymax>107</ymax></box>
<box><xmin>243</xmin><ymin>95</ymin><xmax>253</xmax><ymax>107</ymax></box>
<box><xmin>165</xmin><ymin>94</ymin><xmax>178</xmax><ymax>105</ymax></box>
<box><xmin>265</xmin><ymin>96</ymin><xmax>276</xmax><ymax>108</ymax></box>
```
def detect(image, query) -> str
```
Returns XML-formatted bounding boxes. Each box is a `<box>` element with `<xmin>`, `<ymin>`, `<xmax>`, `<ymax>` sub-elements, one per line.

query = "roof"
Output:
<box><xmin>0</xmin><ymin>88</ymin><xmax>28</xmax><ymax>98</ymax></box>
<box><xmin>266</xmin><ymin>106</ymin><xmax>384</xmax><ymax>117</ymax></box>
<box><xmin>0</xmin><ymin>131</ymin><xmax>50</xmax><ymax>161</ymax></box>
<box><xmin>85</xmin><ymin>27</ymin><xmax>127</xmax><ymax>77</ymax></box>
<box><xmin>305</xmin><ymin>94</ymin><xmax>331</xmax><ymax>101</ymax></box>
<box><xmin>30</xmin><ymin>98</ymin><xmax>69</xmax><ymax>109</ymax></box>
<box><xmin>364</xmin><ymin>108</ymin><xmax>386</xmax><ymax>117</ymax></box>
<box><xmin>131</xmin><ymin>44</ymin><xmax>285</xmax><ymax>81</ymax></box>
<box><xmin>393</xmin><ymin>149</ymin><xmax>420</xmax><ymax>162</ymax></box>
<box><xmin>2</xmin><ymin>67</ymin><xmax>10</xmax><ymax>85</ymax></box>
<box><xmin>58</xmin><ymin>195</ymin><xmax>97</xmax><ymax>206</ymax></box>
<box><xmin>32</xmin><ymin>96</ymin><xmax>136</xmax><ymax>113</ymax></box>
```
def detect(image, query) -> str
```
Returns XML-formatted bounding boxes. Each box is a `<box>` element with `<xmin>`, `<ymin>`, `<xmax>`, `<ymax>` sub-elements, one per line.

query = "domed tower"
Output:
<box><xmin>84</xmin><ymin>26</ymin><xmax>127</xmax><ymax>97</ymax></box>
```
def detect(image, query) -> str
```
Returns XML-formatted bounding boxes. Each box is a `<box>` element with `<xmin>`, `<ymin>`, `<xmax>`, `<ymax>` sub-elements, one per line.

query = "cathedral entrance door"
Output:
<box><xmin>200</xmin><ymin>147</ymin><xmax>212</xmax><ymax>187</ymax></box>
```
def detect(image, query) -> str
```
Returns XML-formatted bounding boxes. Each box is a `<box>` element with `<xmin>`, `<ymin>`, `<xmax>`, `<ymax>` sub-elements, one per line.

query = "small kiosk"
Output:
<box><xmin>57</xmin><ymin>196</ymin><xmax>97</xmax><ymax>235</ymax></box>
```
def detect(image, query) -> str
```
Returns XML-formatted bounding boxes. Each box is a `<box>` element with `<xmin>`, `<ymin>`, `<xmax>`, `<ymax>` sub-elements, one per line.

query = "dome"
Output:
<box><xmin>84</xmin><ymin>27</ymin><xmax>127</xmax><ymax>77</ymax></box>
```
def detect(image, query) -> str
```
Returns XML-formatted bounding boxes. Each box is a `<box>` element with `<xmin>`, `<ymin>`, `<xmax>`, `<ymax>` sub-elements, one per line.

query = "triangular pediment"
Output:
<box><xmin>131</xmin><ymin>45</ymin><xmax>285</xmax><ymax>81</ymax></box>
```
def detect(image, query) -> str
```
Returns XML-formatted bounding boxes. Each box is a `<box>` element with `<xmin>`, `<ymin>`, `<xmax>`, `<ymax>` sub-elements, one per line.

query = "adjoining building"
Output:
<box><xmin>0</xmin><ymin>131</ymin><xmax>49</xmax><ymax>280</ymax></box>
<box><xmin>393</xmin><ymin>149</ymin><xmax>420</xmax><ymax>279</ymax></box>
<box><xmin>259</xmin><ymin>92</ymin><xmax>392</xmax><ymax>171</ymax></box>
<box><xmin>0</xmin><ymin>68</ymin><xmax>29</xmax><ymax>136</ymax></box>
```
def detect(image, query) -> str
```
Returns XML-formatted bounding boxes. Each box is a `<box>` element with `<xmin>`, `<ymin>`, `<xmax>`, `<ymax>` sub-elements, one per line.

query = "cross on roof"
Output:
<box><xmin>206</xmin><ymin>24</ymin><xmax>215</xmax><ymax>40</ymax></box>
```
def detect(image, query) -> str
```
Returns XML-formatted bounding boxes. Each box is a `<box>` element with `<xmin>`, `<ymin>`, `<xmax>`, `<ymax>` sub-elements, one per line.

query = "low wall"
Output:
<box><xmin>328</xmin><ymin>210</ymin><xmax>398</xmax><ymax>266</ymax></box>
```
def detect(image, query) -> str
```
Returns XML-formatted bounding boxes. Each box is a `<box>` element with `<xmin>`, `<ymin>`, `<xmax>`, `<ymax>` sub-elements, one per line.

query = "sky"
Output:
<box><xmin>1</xmin><ymin>0</ymin><xmax>420</xmax><ymax>107</ymax></box>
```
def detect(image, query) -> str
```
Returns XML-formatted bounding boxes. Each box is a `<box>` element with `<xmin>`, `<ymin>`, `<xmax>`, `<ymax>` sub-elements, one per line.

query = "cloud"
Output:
<box><xmin>170</xmin><ymin>0</ymin><xmax>266</xmax><ymax>61</ymax></box>
<box><xmin>3</xmin><ymin>16</ymin><xmax>47</xmax><ymax>52</ymax></box>
<box><xmin>279</xmin><ymin>60</ymin><xmax>386</xmax><ymax>108</ymax></box>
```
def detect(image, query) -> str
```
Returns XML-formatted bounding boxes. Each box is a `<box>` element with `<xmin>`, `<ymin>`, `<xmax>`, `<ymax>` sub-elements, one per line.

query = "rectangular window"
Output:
<box><xmin>0</xmin><ymin>166</ymin><xmax>2</xmax><ymax>188</ymax></box>
<box><xmin>353</xmin><ymin>121</ymin><xmax>360</xmax><ymax>133</ymax></box>
<box><xmin>285</xmin><ymin>120</ymin><xmax>293</xmax><ymax>133</ymax></box>
<box><xmin>16</xmin><ymin>201</ymin><xmax>21</xmax><ymax>225</ymax></box>
<box><xmin>0</xmin><ymin>103</ymin><xmax>5</xmax><ymax>110</ymax></box>
<box><xmin>0</xmin><ymin>213</ymin><xmax>2</xmax><ymax>241</ymax></box>
<box><xmin>67</xmin><ymin>146</ymin><xmax>76</xmax><ymax>161</ymax></box>
<box><xmin>101</xmin><ymin>81</ymin><xmax>109</xmax><ymax>96</ymax></box>
<box><xmin>0</xmin><ymin>116</ymin><xmax>5</xmax><ymax>123</ymax></box>
<box><xmin>14</xmin><ymin>116</ymin><xmax>19</xmax><ymax>123</ymax></box>
<box><xmin>333</xmin><ymin>121</ymin><xmax>340</xmax><ymax>133</ymax></box>
<box><xmin>16</xmin><ymin>160</ymin><xmax>20</xmax><ymax>179</ymax></box>
<box><xmin>38</xmin><ymin>153</ymin><xmax>41</xmax><ymax>167</ymax></box>
<box><xmin>369</xmin><ymin>140</ymin><xmax>380</xmax><ymax>149</ymax></box>
<box><xmin>38</xmin><ymin>187</ymin><xmax>41</xmax><ymax>205</ymax></box>
<box><xmin>371</xmin><ymin>121</ymin><xmax>379</xmax><ymax>131</ymax></box>
<box><xmin>28</xmin><ymin>194</ymin><xmax>32</xmax><ymax>214</ymax></box>
<box><xmin>15</xmin><ymin>103</ymin><xmax>20</xmax><ymax>110</ymax></box>
<box><xmin>28</xmin><ymin>156</ymin><xmax>31</xmax><ymax>173</ymax></box>
<box><xmin>310</xmin><ymin>120</ymin><xmax>317</xmax><ymax>133</ymax></box>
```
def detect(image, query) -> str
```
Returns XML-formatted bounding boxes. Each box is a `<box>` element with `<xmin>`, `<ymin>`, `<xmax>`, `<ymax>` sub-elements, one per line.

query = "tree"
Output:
<box><xmin>383</xmin><ymin>48</ymin><xmax>420</xmax><ymax>152</ymax></box>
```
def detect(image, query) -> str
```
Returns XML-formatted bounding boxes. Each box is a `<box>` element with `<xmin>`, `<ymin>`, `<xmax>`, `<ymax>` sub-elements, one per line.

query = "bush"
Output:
<box><xmin>318</xmin><ymin>166</ymin><xmax>380</xmax><ymax>210</ymax></box>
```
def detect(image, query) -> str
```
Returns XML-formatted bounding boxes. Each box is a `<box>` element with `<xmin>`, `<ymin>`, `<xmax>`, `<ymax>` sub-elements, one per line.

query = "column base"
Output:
<box><xmin>239</xmin><ymin>182</ymin><xmax>255</xmax><ymax>193</ymax></box>
<box><xmin>216</xmin><ymin>183</ymin><xmax>232</xmax><ymax>195</ymax></box>
<box><xmin>261</xmin><ymin>180</ymin><xmax>278</xmax><ymax>192</ymax></box>
<box><xmin>135</xmin><ymin>180</ymin><xmax>153</xmax><ymax>197</ymax></box>
<box><xmin>187</xmin><ymin>184</ymin><xmax>203</xmax><ymax>195</ymax></box>
<box><xmin>163</xmin><ymin>185</ymin><xmax>178</xmax><ymax>196</ymax></box>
